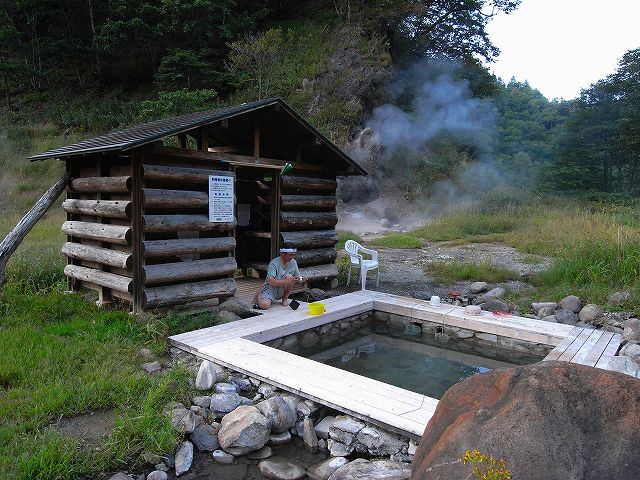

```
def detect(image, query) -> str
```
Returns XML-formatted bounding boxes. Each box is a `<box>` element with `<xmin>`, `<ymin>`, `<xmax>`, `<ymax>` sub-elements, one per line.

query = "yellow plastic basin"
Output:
<box><xmin>308</xmin><ymin>302</ymin><xmax>326</xmax><ymax>315</ymax></box>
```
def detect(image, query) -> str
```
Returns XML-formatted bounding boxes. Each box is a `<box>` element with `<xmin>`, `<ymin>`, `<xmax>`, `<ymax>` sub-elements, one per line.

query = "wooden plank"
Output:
<box><xmin>62</xmin><ymin>221</ymin><xmax>131</xmax><ymax>245</ymax></box>
<box><xmin>557</xmin><ymin>328</ymin><xmax>592</xmax><ymax>362</ymax></box>
<box><xmin>144</xmin><ymin>278</ymin><xmax>237</xmax><ymax>309</ymax></box>
<box><xmin>143</xmin><ymin>257</ymin><xmax>237</xmax><ymax>285</ymax></box>
<box><xmin>68</xmin><ymin>175</ymin><xmax>131</xmax><ymax>193</ymax></box>
<box><xmin>570</xmin><ymin>329</ymin><xmax>605</xmax><ymax>365</ymax></box>
<box><xmin>143</xmin><ymin>237</ymin><xmax>236</xmax><ymax>257</ymax></box>
<box><xmin>594</xmin><ymin>334</ymin><xmax>623</xmax><ymax>369</ymax></box>
<box><xmin>578</xmin><ymin>331</ymin><xmax>614</xmax><ymax>367</ymax></box>
<box><xmin>64</xmin><ymin>265</ymin><xmax>132</xmax><ymax>294</ymax></box>
<box><xmin>543</xmin><ymin>327</ymin><xmax>584</xmax><ymax>361</ymax></box>
<box><xmin>62</xmin><ymin>199</ymin><xmax>131</xmax><ymax>219</ymax></box>
<box><xmin>143</xmin><ymin>188</ymin><xmax>208</xmax><ymax>209</ymax></box>
<box><xmin>62</xmin><ymin>242</ymin><xmax>132</xmax><ymax>269</ymax></box>
<box><xmin>143</xmin><ymin>214</ymin><xmax>236</xmax><ymax>233</ymax></box>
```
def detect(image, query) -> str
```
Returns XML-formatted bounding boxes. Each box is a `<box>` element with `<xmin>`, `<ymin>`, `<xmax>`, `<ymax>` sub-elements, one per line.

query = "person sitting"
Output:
<box><xmin>253</xmin><ymin>244</ymin><xmax>306</xmax><ymax>309</ymax></box>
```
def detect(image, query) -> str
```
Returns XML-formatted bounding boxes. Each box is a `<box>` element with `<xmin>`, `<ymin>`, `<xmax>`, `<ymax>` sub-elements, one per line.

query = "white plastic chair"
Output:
<box><xmin>344</xmin><ymin>240</ymin><xmax>380</xmax><ymax>290</ymax></box>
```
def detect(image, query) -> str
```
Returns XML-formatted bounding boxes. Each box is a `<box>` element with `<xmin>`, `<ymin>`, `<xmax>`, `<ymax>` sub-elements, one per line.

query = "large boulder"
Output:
<box><xmin>256</xmin><ymin>395</ymin><xmax>297</xmax><ymax>433</ymax></box>
<box><xmin>554</xmin><ymin>308</ymin><xmax>578</xmax><ymax>325</ymax></box>
<box><xmin>624</xmin><ymin>318</ymin><xmax>640</xmax><ymax>343</ymax></box>
<box><xmin>329</xmin><ymin>459</ymin><xmax>411</xmax><ymax>480</ymax></box>
<box><xmin>559</xmin><ymin>295</ymin><xmax>582</xmax><ymax>313</ymax></box>
<box><xmin>218</xmin><ymin>405</ymin><xmax>271</xmax><ymax>455</ymax></box>
<box><xmin>258</xmin><ymin>456</ymin><xmax>306</xmax><ymax>480</ymax></box>
<box><xmin>475</xmin><ymin>287</ymin><xmax>506</xmax><ymax>304</ymax></box>
<box><xmin>412</xmin><ymin>362</ymin><xmax>640</xmax><ymax>480</ymax></box>
<box><xmin>190</xmin><ymin>424</ymin><xmax>219</xmax><ymax>451</ymax></box>
<box><xmin>578</xmin><ymin>304</ymin><xmax>604</xmax><ymax>323</ymax></box>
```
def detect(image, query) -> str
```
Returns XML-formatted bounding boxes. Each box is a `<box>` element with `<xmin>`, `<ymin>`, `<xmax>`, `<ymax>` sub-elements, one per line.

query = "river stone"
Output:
<box><xmin>608</xmin><ymin>291</ymin><xmax>631</xmax><ymax>306</ymax></box>
<box><xmin>257</xmin><ymin>396</ymin><xmax>297</xmax><ymax>433</ymax></box>
<box><xmin>307</xmin><ymin>288</ymin><xmax>330</xmax><ymax>301</ymax></box>
<box><xmin>230</xmin><ymin>376</ymin><xmax>252</xmax><ymax>392</ymax></box>
<box><xmin>411</xmin><ymin>361</ymin><xmax>640</xmax><ymax>480</ymax></box>
<box><xmin>469</xmin><ymin>281</ymin><xmax>488</xmax><ymax>294</ymax></box>
<box><xmin>308</xmin><ymin>457</ymin><xmax>349</xmax><ymax>480</ymax></box>
<box><xmin>538</xmin><ymin>306</ymin><xmax>556</xmax><ymax>319</ymax></box>
<box><xmin>281</xmin><ymin>335</ymin><xmax>299</xmax><ymax>351</ymax></box>
<box><xmin>218</xmin><ymin>405</ymin><xmax>270</xmax><ymax>455</ymax></box>
<box><xmin>301</xmin><ymin>331</ymin><xmax>321</xmax><ymax>349</ymax></box>
<box><xmin>212</xmin><ymin>449</ymin><xmax>235</xmax><ymax>464</ymax></box>
<box><xmin>166</xmin><ymin>404</ymin><xmax>196</xmax><ymax>434</ymax></box>
<box><xmin>604</xmin><ymin>356</ymin><xmax>640</xmax><ymax>378</ymax></box>
<box><xmin>559</xmin><ymin>295</ymin><xmax>582</xmax><ymax>313</ymax></box>
<box><xmin>475</xmin><ymin>287</ymin><xmax>506</xmax><ymax>303</ymax></box>
<box><xmin>620</xmin><ymin>342</ymin><xmax>640</xmax><ymax>363</ymax></box>
<box><xmin>623</xmin><ymin>318</ymin><xmax>640</xmax><ymax>343</ymax></box>
<box><xmin>247</xmin><ymin>446</ymin><xmax>273</xmax><ymax>460</ymax></box>
<box><xmin>578</xmin><ymin>304</ymin><xmax>604</xmax><ymax>323</ymax></box>
<box><xmin>329</xmin><ymin>460</ymin><xmax>411</xmax><ymax>480</ymax></box>
<box><xmin>457</xmin><ymin>328</ymin><xmax>474</xmax><ymax>339</ymax></box>
<box><xmin>210</xmin><ymin>393</ymin><xmax>242</xmax><ymax>417</ymax></box>
<box><xmin>108</xmin><ymin>474</ymin><xmax>133</xmax><ymax>480</ymax></box>
<box><xmin>146</xmin><ymin>471</ymin><xmax>168</xmax><ymax>480</ymax></box>
<box><xmin>141</xmin><ymin>361</ymin><xmax>162</xmax><ymax>374</ymax></box>
<box><xmin>219</xmin><ymin>310</ymin><xmax>242</xmax><ymax>322</ymax></box>
<box><xmin>174</xmin><ymin>441</ymin><xmax>193</xmax><ymax>476</ymax></box>
<box><xmin>214</xmin><ymin>383</ymin><xmax>238</xmax><ymax>394</ymax></box>
<box><xmin>258</xmin><ymin>456</ymin><xmax>306</xmax><ymax>480</ymax></box>
<box><xmin>327</xmin><ymin>439</ymin><xmax>352</xmax><ymax>457</ymax></box>
<box><xmin>532</xmin><ymin>301</ymin><xmax>557</xmax><ymax>313</ymax></box>
<box><xmin>190</xmin><ymin>424</ymin><xmax>220</xmax><ymax>451</ymax></box>
<box><xmin>258</xmin><ymin>384</ymin><xmax>277</xmax><ymax>399</ymax></box>
<box><xmin>192</xmin><ymin>396</ymin><xmax>211</xmax><ymax>408</ymax></box>
<box><xmin>303</xmin><ymin>417</ymin><xmax>318</xmax><ymax>453</ymax></box>
<box><xmin>476</xmin><ymin>332</ymin><xmax>498</xmax><ymax>343</ymax></box>
<box><xmin>355</xmin><ymin>426</ymin><xmax>405</xmax><ymax>456</ymax></box>
<box><xmin>195</xmin><ymin>360</ymin><xmax>217</xmax><ymax>391</ymax></box>
<box><xmin>296</xmin><ymin>399</ymin><xmax>319</xmax><ymax>417</ymax></box>
<box><xmin>479</xmin><ymin>298</ymin><xmax>510</xmax><ymax>313</ymax></box>
<box><xmin>315</xmin><ymin>416</ymin><xmax>336</xmax><ymax>439</ymax></box>
<box><xmin>269</xmin><ymin>431</ymin><xmax>292</xmax><ymax>445</ymax></box>
<box><xmin>329</xmin><ymin>416</ymin><xmax>365</xmax><ymax>446</ymax></box>
<box><xmin>542</xmin><ymin>315</ymin><xmax>558</xmax><ymax>323</ymax></box>
<box><xmin>219</xmin><ymin>298</ymin><xmax>255</xmax><ymax>318</ymax></box>
<box><xmin>554</xmin><ymin>308</ymin><xmax>578</xmax><ymax>325</ymax></box>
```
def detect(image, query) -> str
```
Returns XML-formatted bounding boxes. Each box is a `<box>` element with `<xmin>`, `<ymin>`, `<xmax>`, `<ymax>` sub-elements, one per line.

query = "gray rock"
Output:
<box><xmin>219</xmin><ymin>298</ymin><xmax>255</xmax><ymax>318</ymax></box>
<box><xmin>296</xmin><ymin>399</ymin><xmax>320</xmax><ymax>418</ymax></box>
<box><xmin>307</xmin><ymin>288</ymin><xmax>330</xmax><ymax>302</ymax></box>
<box><xmin>258</xmin><ymin>384</ymin><xmax>277</xmax><ymax>399</ymax></box>
<box><xmin>174</xmin><ymin>441</ymin><xmax>193</xmax><ymax>476</ymax></box>
<box><xmin>165</xmin><ymin>404</ymin><xmax>196</xmax><ymax>434</ymax></box>
<box><xmin>620</xmin><ymin>342</ymin><xmax>640</xmax><ymax>364</ymax></box>
<box><xmin>210</xmin><ymin>393</ymin><xmax>242</xmax><ymax>417</ymax></box>
<box><xmin>303</xmin><ymin>417</ymin><xmax>318</xmax><ymax>453</ymax></box>
<box><xmin>109</xmin><ymin>474</ymin><xmax>133</xmax><ymax>480</ymax></box>
<box><xmin>608</xmin><ymin>291</ymin><xmax>631</xmax><ymax>306</ymax></box>
<box><xmin>281</xmin><ymin>335</ymin><xmax>299</xmax><ymax>351</ymax></box>
<box><xmin>559</xmin><ymin>295</ymin><xmax>582</xmax><ymax>313</ymax></box>
<box><xmin>190</xmin><ymin>424</ymin><xmax>220</xmax><ymax>451</ymax></box>
<box><xmin>230</xmin><ymin>376</ymin><xmax>252</xmax><ymax>392</ymax></box>
<box><xmin>407</xmin><ymin>441</ymin><xmax>417</xmax><ymax>456</ymax></box>
<box><xmin>315</xmin><ymin>416</ymin><xmax>336</xmax><ymax>440</ymax></box>
<box><xmin>457</xmin><ymin>328</ymin><xmax>474</xmax><ymax>339</ymax></box>
<box><xmin>328</xmin><ymin>460</ymin><xmax>411</xmax><ymax>480</ymax></box>
<box><xmin>268</xmin><ymin>431</ymin><xmax>292</xmax><ymax>445</ymax></box>
<box><xmin>318</xmin><ymin>438</ymin><xmax>327</xmax><ymax>451</ymax></box>
<box><xmin>476</xmin><ymin>333</ymin><xmax>498</xmax><ymax>343</ymax></box>
<box><xmin>480</xmin><ymin>298</ymin><xmax>510</xmax><ymax>313</ymax></box>
<box><xmin>139</xmin><ymin>347</ymin><xmax>156</xmax><ymax>360</ymax></box>
<box><xmin>328</xmin><ymin>439</ymin><xmax>352</xmax><ymax>457</ymax></box>
<box><xmin>141</xmin><ymin>361</ymin><xmax>162</xmax><ymax>374</ymax></box>
<box><xmin>257</xmin><ymin>396</ymin><xmax>297</xmax><ymax>433</ymax></box>
<box><xmin>146</xmin><ymin>471</ymin><xmax>168</xmax><ymax>480</ymax></box>
<box><xmin>476</xmin><ymin>287</ymin><xmax>506</xmax><ymax>303</ymax></box>
<box><xmin>469</xmin><ymin>281</ymin><xmax>488</xmax><ymax>294</ymax></box>
<box><xmin>300</xmin><ymin>331</ymin><xmax>321</xmax><ymax>349</ymax></box>
<box><xmin>542</xmin><ymin>315</ymin><xmax>558</xmax><ymax>323</ymax></box>
<box><xmin>604</xmin><ymin>356</ymin><xmax>640</xmax><ymax>378</ymax></box>
<box><xmin>195</xmin><ymin>360</ymin><xmax>217</xmax><ymax>391</ymax></box>
<box><xmin>218</xmin><ymin>405</ymin><xmax>270</xmax><ymax>455</ymax></box>
<box><xmin>538</xmin><ymin>306</ymin><xmax>556</xmax><ymax>319</ymax></box>
<box><xmin>532</xmin><ymin>302</ymin><xmax>557</xmax><ymax>313</ymax></box>
<box><xmin>308</xmin><ymin>457</ymin><xmax>349</xmax><ymax>480</ymax></box>
<box><xmin>219</xmin><ymin>310</ymin><xmax>242</xmax><ymax>322</ymax></box>
<box><xmin>355</xmin><ymin>426</ymin><xmax>405</xmax><ymax>456</ymax></box>
<box><xmin>623</xmin><ymin>318</ymin><xmax>640</xmax><ymax>343</ymax></box>
<box><xmin>212</xmin><ymin>449</ymin><xmax>235</xmax><ymax>464</ymax></box>
<box><xmin>192</xmin><ymin>396</ymin><xmax>211</xmax><ymax>408</ymax></box>
<box><xmin>258</xmin><ymin>456</ymin><xmax>306</xmax><ymax>480</ymax></box>
<box><xmin>247</xmin><ymin>445</ymin><xmax>273</xmax><ymax>460</ymax></box>
<box><xmin>579</xmin><ymin>304</ymin><xmax>604</xmax><ymax>323</ymax></box>
<box><xmin>329</xmin><ymin>416</ymin><xmax>365</xmax><ymax>446</ymax></box>
<box><xmin>214</xmin><ymin>383</ymin><xmax>238</xmax><ymax>394</ymax></box>
<box><xmin>555</xmin><ymin>308</ymin><xmax>579</xmax><ymax>325</ymax></box>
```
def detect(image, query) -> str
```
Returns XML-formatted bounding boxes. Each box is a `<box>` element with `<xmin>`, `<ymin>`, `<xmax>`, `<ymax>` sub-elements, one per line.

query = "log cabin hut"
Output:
<box><xmin>29</xmin><ymin>98</ymin><xmax>366</xmax><ymax>313</ymax></box>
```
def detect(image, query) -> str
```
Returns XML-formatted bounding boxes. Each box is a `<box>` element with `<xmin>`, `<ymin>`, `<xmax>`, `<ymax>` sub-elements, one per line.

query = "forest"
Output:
<box><xmin>0</xmin><ymin>0</ymin><xmax>639</xmax><ymax>199</ymax></box>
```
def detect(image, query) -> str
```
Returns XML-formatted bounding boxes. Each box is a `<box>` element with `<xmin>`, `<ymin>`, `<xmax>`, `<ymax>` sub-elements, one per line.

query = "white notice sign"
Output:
<box><xmin>208</xmin><ymin>175</ymin><xmax>234</xmax><ymax>223</ymax></box>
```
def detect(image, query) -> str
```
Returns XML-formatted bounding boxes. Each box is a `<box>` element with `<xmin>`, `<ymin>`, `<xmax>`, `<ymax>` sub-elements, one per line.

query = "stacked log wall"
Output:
<box><xmin>63</xmin><ymin>156</ymin><xmax>135</xmax><ymax>305</ymax></box>
<box><xmin>140</xmin><ymin>152</ymin><xmax>237</xmax><ymax>309</ymax></box>
<box><xmin>279</xmin><ymin>173</ymin><xmax>339</xmax><ymax>283</ymax></box>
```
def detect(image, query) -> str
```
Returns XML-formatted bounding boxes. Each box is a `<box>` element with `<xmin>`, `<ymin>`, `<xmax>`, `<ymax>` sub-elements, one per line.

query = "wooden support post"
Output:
<box><xmin>95</xmin><ymin>157</ymin><xmax>114</xmax><ymax>309</ymax></box>
<box><xmin>177</xmin><ymin>133</ymin><xmax>187</xmax><ymax>148</ymax></box>
<box><xmin>131</xmin><ymin>152</ymin><xmax>144</xmax><ymax>314</ymax></box>
<box><xmin>270</xmin><ymin>175</ymin><xmax>281</xmax><ymax>259</ymax></box>
<box><xmin>0</xmin><ymin>172</ymin><xmax>71</xmax><ymax>287</ymax></box>
<box><xmin>253</xmin><ymin>114</ymin><xmax>260</xmax><ymax>158</ymax></box>
<box><xmin>199</xmin><ymin>129</ymin><xmax>209</xmax><ymax>151</ymax></box>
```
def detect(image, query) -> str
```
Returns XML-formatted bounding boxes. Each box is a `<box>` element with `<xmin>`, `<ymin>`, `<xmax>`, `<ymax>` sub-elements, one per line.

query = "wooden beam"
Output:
<box><xmin>280</xmin><ymin>230</ymin><xmax>339</xmax><ymax>249</ymax></box>
<box><xmin>253</xmin><ymin>114</ymin><xmax>260</xmax><ymax>158</ymax></box>
<box><xmin>131</xmin><ymin>151</ymin><xmax>145</xmax><ymax>313</ymax></box>
<box><xmin>62</xmin><ymin>221</ymin><xmax>131</xmax><ymax>245</ymax></box>
<box><xmin>68</xmin><ymin>176</ymin><xmax>132</xmax><ymax>193</ymax></box>
<box><xmin>143</xmin><ymin>237</ymin><xmax>236</xmax><ymax>258</ymax></box>
<box><xmin>64</xmin><ymin>264</ymin><xmax>133</xmax><ymax>294</ymax></box>
<box><xmin>143</xmin><ymin>214</ymin><xmax>236</xmax><ymax>233</ymax></box>
<box><xmin>143</xmin><ymin>188</ymin><xmax>208</xmax><ymax>209</ymax></box>
<box><xmin>62</xmin><ymin>199</ymin><xmax>131</xmax><ymax>219</ymax></box>
<box><xmin>294</xmin><ymin>248</ymin><xmax>338</xmax><ymax>267</ymax></box>
<box><xmin>0</xmin><ymin>172</ymin><xmax>71</xmax><ymax>286</ymax></box>
<box><xmin>143</xmin><ymin>164</ymin><xmax>232</xmax><ymax>186</ymax></box>
<box><xmin>62</xmin><ymin>242</ymin><xmax>132</xmax><ymax>269</ymax></box>
<box><xmin>144</xmin><ymin>278</ymin><xmax>237</xmax><ymax>309</ymax></box>
<box><xmin>281</xmin><ymin>195</ymin><xmax>337</xmax><ymax>211</ymax></box>
<box><xmin>299</xmin><ymin>263</ymin><xmax>339</xmax><ymax>282</ymax></box>
<box><xmin>271</xmin><ymin>176</ymin><xmax>281</xmax><ymax>258</ymax></box>
<box><xmin>144</xmin><ymin>257</ymin><xmax>237</xmax><ymax>286</ymax></box>
<box><xmin>281</xmin><ymin>176</ymin><xmax>337</xmax><ymax>192</ymax></box>
<box><xmin>280</xmin><ymin>212</ymin><xmax>338</xmax><ymax>231</ymax></box>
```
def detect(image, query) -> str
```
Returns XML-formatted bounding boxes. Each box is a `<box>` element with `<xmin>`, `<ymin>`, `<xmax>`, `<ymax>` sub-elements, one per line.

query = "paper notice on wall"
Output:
<box><xmin>208</xmin><ymin>175</ymin><xmax>234</xmax><ymax>223</ymax></box>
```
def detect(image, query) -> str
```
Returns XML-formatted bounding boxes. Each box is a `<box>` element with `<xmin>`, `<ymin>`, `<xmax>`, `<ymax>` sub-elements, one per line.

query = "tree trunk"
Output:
<box><xmin>68</xmin><ymin>176</ymin><xmax>132</xmax><ymax>193</ymax></box>
<box><xmin>0</xmin><ymin>172</ymin><xmax>71</xmax><ymax>285</ymax></box>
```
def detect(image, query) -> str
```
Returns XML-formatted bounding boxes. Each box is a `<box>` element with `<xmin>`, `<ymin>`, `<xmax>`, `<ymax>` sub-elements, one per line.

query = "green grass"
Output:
<box><xmin>369</xmin><ymin>232</ymin><xmax>422</xmax><ymax>249</ymax></box>
<box><xmin>413</xmin><ymin>210</ymin><xmax>521</xmax><ymax>243</ymax></box>
<box><xmin>426</xmin><ymin>261</ymin><xmax>520</xmax><ymax>284</ymax></box>
<box><xmin>337</xmin><ymin>230</ymin><xmax>363</xmax><ymax>251</ymax></box>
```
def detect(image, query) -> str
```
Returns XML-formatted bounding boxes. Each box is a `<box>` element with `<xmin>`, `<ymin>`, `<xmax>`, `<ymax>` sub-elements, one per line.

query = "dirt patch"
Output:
<box><xmin>48</xmin><ymin>409</ymin><xmax>116</xmax><ymax>450</ymax></box>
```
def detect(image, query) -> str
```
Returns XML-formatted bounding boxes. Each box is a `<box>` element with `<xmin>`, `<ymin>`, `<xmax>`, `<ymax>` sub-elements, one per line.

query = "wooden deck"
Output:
<box><xmin>168</xmin><ymin>290</ymin><xmax>615</xmax><ymax>440</ymax></box>
<box><xmin>543</xmin><ymin>326</ymin><xmax>622</xmax><ymax>368</ymax></box>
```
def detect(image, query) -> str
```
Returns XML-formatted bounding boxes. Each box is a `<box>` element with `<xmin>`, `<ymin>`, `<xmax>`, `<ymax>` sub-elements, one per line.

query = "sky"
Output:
<box><xmin>485</xmin><ymin>0</ymin><xmax>640</xmax><ymax>100</ymax></box>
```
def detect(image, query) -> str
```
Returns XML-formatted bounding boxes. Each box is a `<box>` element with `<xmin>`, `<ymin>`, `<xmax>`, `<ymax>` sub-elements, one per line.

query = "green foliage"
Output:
<box><xmin>136</xmin><ymin>89</ymin><xmax>219</xmax><ymax>121</ymax></box>
<box><xmin>413</xmin><ymin>211</ymin><xmax>520</xmax><ymax>242</ymax></box>
<box><xmin>337</xmin><ymin>231</ymin><xmax>363</xmax><ymax>250</ymax></box>
<box><xmin>426</xmin><ymin>261</ymin><xmax>520</xmax><ymax>284</ymax></box>
<box><xmin>369</xmin><ymin>232</ymin><xmax>422</xmax><ymax>249</ymax></box>
<box><xmin>155</xmin><ymin>49</ymin><xmax>221</xmax><ymax>90</ymax></box>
